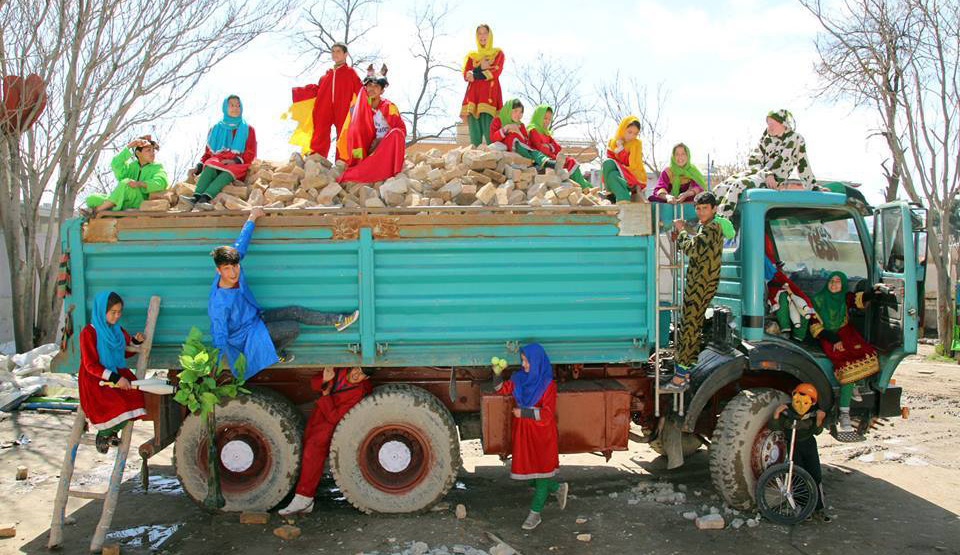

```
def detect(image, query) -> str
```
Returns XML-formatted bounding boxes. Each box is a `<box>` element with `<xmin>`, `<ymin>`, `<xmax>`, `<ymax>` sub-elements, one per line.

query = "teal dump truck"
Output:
<box><xmin>55</xmin><ymin>188</ymin><xmax>924</xmax><ymax>513</ymax></box>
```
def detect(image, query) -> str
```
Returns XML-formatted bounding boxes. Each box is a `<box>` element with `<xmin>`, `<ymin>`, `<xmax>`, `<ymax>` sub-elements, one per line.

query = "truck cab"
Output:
<box><xmin>680</xmin><ymin>187</ymin><xmax>924</xmax><ymax>508</ymax></box>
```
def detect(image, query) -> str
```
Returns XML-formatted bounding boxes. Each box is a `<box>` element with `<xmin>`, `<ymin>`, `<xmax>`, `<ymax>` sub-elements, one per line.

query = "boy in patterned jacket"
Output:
<box><xmin>663</xmin><ymin>191</ymin><xmax>733</xmax><ymax>391</ymax></box>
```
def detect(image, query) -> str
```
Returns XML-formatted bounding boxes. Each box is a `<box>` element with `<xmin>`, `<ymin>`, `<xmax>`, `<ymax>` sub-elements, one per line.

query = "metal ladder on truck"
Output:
<box><xmin>653</xmin><ymin>203</ymin><xmax>686</xmax><ymax>418</ymax></box>
<box><xmin>48</xmin><ymin>296</ymin><xmax>162</xmax><ymax>553</ymax></box>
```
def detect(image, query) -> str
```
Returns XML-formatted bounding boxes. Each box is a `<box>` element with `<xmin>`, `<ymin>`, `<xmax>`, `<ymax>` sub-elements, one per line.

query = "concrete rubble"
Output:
<box><xmin>132</xmin><ymin>146</ymin><xmax>611</xmax><ymax>214</ymax></box>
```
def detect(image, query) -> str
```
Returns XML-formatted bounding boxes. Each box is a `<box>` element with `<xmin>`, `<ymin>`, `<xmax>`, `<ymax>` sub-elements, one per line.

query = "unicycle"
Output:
<box><xmin>754</xmin><ymin>418</ymin><xmax>819</xmax><ymax>525</ymax></box>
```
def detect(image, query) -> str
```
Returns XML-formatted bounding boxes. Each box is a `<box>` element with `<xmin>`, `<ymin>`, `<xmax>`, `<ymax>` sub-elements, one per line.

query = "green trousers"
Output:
<box><xmin>602</xmin><ymin>159</ymin><xmax>631</xmax><ymax>202</ymax></box>
<box><xmin>775</xmin><ymin>292</ymin><xmax>809</xmax><ymax>340</ymax></box>
<box><xmin>95</xmin><ymin>422</ymin><xmax>126</xmax><ymax>438</ymax></box>
<box><xmin>467</xmin><ymin>113</ymin><xmax>494</xmax><ymax>146</ymax></box>
<box><xmin>570</xmin><ymin>168</ymin><xmax>591</xmax><ymax>189</ymax></box>
<box><xmin>514</xmin><ymin>142</ymin><xmax>551</xmax><ymax>169</ymax></box>
<box><xmin>85</xmin><ymin>183</ymin><xmax>149</xmax><ymax>210</ymax></box>
<box><xmin>529</xmin><ymin>478</ymin><xmax>559</xmax><ymax>512</ymax></box>
<box><xmin>194</xmin><ymin>166</ymin><xmax>235</xmax><ymax>199</ymax></box>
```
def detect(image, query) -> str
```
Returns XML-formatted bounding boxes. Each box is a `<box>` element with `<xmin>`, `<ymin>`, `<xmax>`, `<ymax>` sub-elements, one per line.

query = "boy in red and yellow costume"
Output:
<box><xmin>288</xmin><ymin>43</ymin><xmax>362</xmax><ymax>159</ymax></box>
<box><xmin>336</xmin><ymin>65</ymin><xmax>406</xmax><ymax>184</ymax></box>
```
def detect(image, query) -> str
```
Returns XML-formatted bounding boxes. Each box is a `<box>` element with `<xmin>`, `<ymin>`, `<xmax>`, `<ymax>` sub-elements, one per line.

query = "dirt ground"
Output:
<box><xmin>1</xmin><ymin>345</ymin><xmax>958</xmax><ymax>555</ymax></box>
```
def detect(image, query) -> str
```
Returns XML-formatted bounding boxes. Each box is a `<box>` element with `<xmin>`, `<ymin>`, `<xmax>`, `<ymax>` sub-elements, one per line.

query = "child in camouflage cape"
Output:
<box><xmin>714</xmin><ymin>109</ymin><xmax>816</xmax><ymax>219</ymax></box>
<box><xmin>663</xmin><ymin>191</ymin><xmax>735</xmax><ymax>391</ymax></box>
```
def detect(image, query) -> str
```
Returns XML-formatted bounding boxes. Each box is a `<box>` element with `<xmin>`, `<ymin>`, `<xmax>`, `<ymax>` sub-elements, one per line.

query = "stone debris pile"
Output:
<box><xmin>135</xmin><ymin>146</ymin><xmax>611</xmax><ymax>213</ymax></box>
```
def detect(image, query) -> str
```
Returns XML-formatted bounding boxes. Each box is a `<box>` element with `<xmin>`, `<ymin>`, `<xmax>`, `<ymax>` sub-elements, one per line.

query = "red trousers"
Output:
<box><xmin>338</xmin><ymin>128</ymin><xmax>405</xmax><ymax>184</ymax></box>
<box><xmin>295</xmin><ymin>404</ymin><xmax>338</xmax><ymax>496</ymax></box>
<box><xmin>311</xmin><ymin>105</ymin><xmax>348</xmax><ymax>160</ymax></box>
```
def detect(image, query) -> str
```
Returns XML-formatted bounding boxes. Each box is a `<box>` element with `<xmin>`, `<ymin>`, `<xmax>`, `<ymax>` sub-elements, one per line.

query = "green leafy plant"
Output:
<box><xmin>173</xmin><ymin>327</ymin><xmax>251</xmax><ymax>511</ymax></box>
<box><xmin>173</xmin><ymin>327</ymin><xmax>249</xmax><ymax>416</ymax></box>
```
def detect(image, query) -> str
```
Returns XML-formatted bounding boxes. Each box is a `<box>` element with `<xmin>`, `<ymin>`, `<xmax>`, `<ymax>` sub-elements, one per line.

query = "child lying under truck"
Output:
<box><xmin>280</xmin><ymin>366</ymin><xmax>373</xmax><ymax>516</ymax></box>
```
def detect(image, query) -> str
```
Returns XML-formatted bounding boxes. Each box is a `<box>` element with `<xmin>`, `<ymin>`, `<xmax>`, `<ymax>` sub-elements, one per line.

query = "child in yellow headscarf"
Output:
<box><xmin>460</xmin><ymin>24</ymin><xmax>504</xmax><ymax>146</ymax></box>
<box><xmin>602</xmin><ymin>117</ymin><xmax>647</xmax><ymax>202</ymax></box>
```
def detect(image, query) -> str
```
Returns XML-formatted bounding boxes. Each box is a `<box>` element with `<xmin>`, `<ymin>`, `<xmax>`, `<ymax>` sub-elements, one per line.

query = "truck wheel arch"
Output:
<box><xmin>746</xmin><ymin>340</ymin><xmax>835</xmax><ymax>410</ymax></box>
<box><xmin>682</xmin><ymin>348</ymin><xmax>746</xmax><ymax>433</ymax></box>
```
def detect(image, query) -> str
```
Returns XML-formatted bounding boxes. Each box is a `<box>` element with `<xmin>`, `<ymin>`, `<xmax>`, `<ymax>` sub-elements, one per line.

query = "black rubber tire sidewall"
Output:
<box><xmin>709</xmin><ymin>388</ymin><xmax>789</xmax><ymax>509</ymax></box>
<box><xmin>173</xmin><ymin>387</ymin><xmax>304</xmax><ymax>512</ymax></box>
<box><xmin>755</xmin><ymin>462</ymin><xmax>819</xmax><ymax>525</ymax></box>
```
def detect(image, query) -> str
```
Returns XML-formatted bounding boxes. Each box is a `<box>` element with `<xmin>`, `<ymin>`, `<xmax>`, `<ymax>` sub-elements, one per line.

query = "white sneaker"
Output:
<box><xmin>336</xmin><ymin>310</ymin><xmax>360</xmax><ymax>332</ymax></box>
<box><xmin>556</xmin><ymin>482</ymin><xmax>569</xmax><ymax>510</ymax></box>
<box><xmin>851</xmin><ymin>386</ymin><xmax>862</xmax><ymax>402</ymax></box>
<box><xmin>278</xmin><ymin>494</ymin><xmax>314</xmax><ymax>516</ymax></box>
<box><xmin>838</xmin><ymin>410</ymin><xmax>854</xmax><ymax>433</ymax></box>
<box><xmin>521</xmin><ymin>511</ymin><xmax>542</xmax><ymax>530</ymax></box>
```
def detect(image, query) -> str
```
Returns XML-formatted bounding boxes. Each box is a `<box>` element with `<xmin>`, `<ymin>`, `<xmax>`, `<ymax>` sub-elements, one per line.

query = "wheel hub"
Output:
<box><xmin>378</xmin><ymin>440</ymin><xmax>413</xmax><ymax>473</ymax></box>
<box><xmin>359</xmin><ymin>425</ymin><xmax>432</xmax><ymax>494</ymax></box>
<box><xmin>220</xmin><ymin>439</ymin><xmax>255</xmax><ymax>473</ymax></box>
<box><xmin>751</xmin><ymin>428</ymin><xmax>786</xmax><ymax>478</ymax></box>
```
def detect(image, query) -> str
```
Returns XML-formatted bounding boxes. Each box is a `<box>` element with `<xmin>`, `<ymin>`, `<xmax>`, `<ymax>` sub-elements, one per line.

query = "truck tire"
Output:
<box><xmin>174</xmin><ymin>387</ymin><xmax>304</xmax><ymax>512</ymax></box>
<box><xmin>649</xmin><ymin>432</ymin><xmax>703</xmax><ymax>457</ymax></box>
<box><xmin>329</xmin><ymin>384</ymin><xmax>461</xmax><ymax>514</ymax></box>
<box><xmin>709</xmin><ymin>388</ymin><xmax>789</xmax><ymax>509</ymax></box>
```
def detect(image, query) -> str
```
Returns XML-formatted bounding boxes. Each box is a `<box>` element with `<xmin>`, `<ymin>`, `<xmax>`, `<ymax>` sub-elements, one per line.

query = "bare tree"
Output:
<box><xmin>804</xmin><ymin>0</ymin><xmax>960</xmax><ymax>352</ymax></box>
<box><xmin>802</xmin><ymin>0</ymin><xmax>918</xmax><ymax>202</ymax></box>
<box><xmin>515</xmin><ymin>54</ymin><xmax>592</xmax><ymax>134</ymax></box>
<box><xmin>295</xmin><ymin>0</ymin><xmax>381</xmax><ymax>72</ymax></box>
<box><xmin>0</xmin><ymin>0</ymin><xmax>294</xmax><ymax>352</ymax></box>
<box><xmin>593</xmin><ymin>73</ymin><xmax>670</xmax><ymax>175</ymax></box>
<box><xmin>401</xmin><ymin>2</ymin><xmax>459</xmax><ymax>146</ymax></box>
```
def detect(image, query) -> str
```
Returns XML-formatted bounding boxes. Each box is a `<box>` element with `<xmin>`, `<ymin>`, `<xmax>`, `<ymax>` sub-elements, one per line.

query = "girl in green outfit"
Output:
<box><xmin>489</xmin><ymin>99</ymin><xmax>558</xmax><ymax>172</ymax></box>
<box><xmin>85</xmin><ymin>136</ymin><xmax>168</xmax><ymax>214</ymax></box>
<box><xmin>527</xmin><ymin>105</ymin><xmax>592</xmax><ymax>189</ymax></box>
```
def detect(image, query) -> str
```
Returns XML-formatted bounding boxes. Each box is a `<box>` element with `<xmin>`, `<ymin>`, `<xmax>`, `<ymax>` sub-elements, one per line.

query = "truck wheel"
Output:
<box><xmin>648</xmin><ymin>432</ymin><xmax>703</xmax><ymax>457</ymax></box>
<box><xmin>174</xmin><ymin>387</ymin><xmax>304</xmax><ymax>512</ymax></box>
<box><xmin>709</xmin><ymin>388</ymin><xmax>789</xmax><ymax>509</ymax></box>
<box><xmin>329</xmin><ymin>384</ymin><xmax>461</xmax><ymax>514</ymax></box>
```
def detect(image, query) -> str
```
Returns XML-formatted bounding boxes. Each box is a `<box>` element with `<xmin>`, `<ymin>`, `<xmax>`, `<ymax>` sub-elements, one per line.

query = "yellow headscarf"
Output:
<box><xmin>463</xmin><ymin>24</ymin><xmax>500</xmax><ymax>71</ymax></box>
<box><xmin>608</xmin><ymin>116</ymin><xmax>646</xmax><ymax>183</ymax></box>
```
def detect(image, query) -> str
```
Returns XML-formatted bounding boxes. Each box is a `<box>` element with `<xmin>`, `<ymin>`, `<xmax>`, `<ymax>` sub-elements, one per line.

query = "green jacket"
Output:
<box><xmin>111</xmin><ymin>148</ymin><xmax>168</xmax><ymax>194</ymax></box>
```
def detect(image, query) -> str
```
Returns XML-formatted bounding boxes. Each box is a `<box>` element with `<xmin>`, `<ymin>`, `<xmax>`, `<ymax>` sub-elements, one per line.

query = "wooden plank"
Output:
<box><xmin>135</xmin><ymin>296</ymin><xmax>161</xmax><ymax>380</ymax></box>
<box><xmin>47</xmin><ymin>409</ymin><xmax>88</xmax><ymax>549</ymax></box>
<box><xmin>68</xmin><ymin>489</ymin><xmax>107</xmax><ymax>500</ymax></box>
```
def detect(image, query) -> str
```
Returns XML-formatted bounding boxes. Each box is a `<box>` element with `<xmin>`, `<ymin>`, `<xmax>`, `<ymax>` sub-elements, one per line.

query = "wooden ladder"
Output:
<box><xmin>48</xmin><ymin>296</ymin><xmax>161</xmax><ymax>553</ymax></box>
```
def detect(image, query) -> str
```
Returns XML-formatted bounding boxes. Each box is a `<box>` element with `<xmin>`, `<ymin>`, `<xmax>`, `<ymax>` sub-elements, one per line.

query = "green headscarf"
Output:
<box><xmin>766</xmin><ymin>109</ymin><xmax>795</xmax><ymax>132</ymax></box>
<box><xmin>812</xmin><ymin>271</ymin><xmax>849</xmax><ymax>331</ymax></box>
<box><xmin>667</xmin><ymin>143</ymin><xmax>706</xmax><ymax>196</ymax></box>
<box><xmin>528</xmin><ymin>105</ymin><xmax>552</xmax><ymax>136</ymax></box>
<box><xmin>498</xmin><ymin>98</ymin><xmax>521</xmax><ymax>126</ymax></box>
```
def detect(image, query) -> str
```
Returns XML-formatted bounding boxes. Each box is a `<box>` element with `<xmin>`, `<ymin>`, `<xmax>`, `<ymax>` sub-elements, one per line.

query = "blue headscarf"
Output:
<box><xmin>206</xmin><ymin>95</ymin><xmax>249</xmax><ymax>154</ymax></box>
<box><xmin>91</xmin><ymin>291</ymin><xmax>127</xmax><ymax>373</ymax></box>
<box><xmin>511</xmin><ymin>344</ymin><xmax>553</xmax><ymax>409</ymax></box>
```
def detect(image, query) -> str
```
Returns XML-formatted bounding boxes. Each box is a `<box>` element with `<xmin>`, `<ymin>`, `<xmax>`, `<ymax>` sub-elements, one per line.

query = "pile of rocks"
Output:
<box><xmin>136</xmin><ymin>145</ymin><xmax>611</xmax><ymax>213</ymax></box>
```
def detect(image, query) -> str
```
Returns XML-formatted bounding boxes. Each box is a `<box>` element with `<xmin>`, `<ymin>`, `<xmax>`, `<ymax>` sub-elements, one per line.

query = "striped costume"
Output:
<box><xmin>675</xmin><ymin>220</ymin><xmax>724</xmax><ymax>369</ymax></box>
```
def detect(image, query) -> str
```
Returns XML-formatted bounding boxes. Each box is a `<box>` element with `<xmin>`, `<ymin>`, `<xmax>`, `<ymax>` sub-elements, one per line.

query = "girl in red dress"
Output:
<box><xmin>78</xmin><ymin>291</ymin><xmax>146</xmax><ymax>453</ymax></box>
<box><xmin>495</xmin><ymin>343</ymin><xmax>568</xmax><ymax>530</ymax></box>
<box><xmin>460</xmin><ymin>24</ymin><xmax>504</xmax><ymax>146</ymax></box>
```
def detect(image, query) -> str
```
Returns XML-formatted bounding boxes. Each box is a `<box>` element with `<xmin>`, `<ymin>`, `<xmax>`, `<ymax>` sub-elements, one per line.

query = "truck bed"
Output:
<box><xmin>57</xmin><ymin>206</ymin><xmax>656</xmax><ymax>371</ymax></box>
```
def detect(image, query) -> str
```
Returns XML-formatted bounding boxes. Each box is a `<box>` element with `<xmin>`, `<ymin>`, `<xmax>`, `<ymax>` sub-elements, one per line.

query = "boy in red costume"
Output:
<box><xmin>289</xmin><ymin>43</ymin><xmax>362</xmax><ymax>159</ymax></box>
<box><xmin>336</xmin><ymin>65</ymin><xmax>406</xmax><ymax>184</ymax></box>
<box><xmin>279</xmin><ymin>366</ymin><xmax>373</xmax><ymax>515</ymax></box>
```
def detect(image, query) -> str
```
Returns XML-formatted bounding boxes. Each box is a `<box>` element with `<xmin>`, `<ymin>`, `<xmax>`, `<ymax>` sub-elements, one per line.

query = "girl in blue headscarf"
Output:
<box><xmin>77</xmin><ymin>291</ymin><xmax>147</xmax><ymax>453</ymax></box>
<box><xmin>493</xmin><ymin>343</ymin><xmax>568</xmax><ymax>530</ymax></box>
<box><xmin>184</xmin><ymin>95</ymin><xmax>258</xmax><ymax>208</ymax></box>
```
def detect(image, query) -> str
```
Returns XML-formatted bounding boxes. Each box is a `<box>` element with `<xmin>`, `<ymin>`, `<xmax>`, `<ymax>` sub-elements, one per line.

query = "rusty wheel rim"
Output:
<box><xmin>751</xmin><ymin>427</ymin><xmax>786</xmax><ymax>479</ymax></box>
<box><xmin>198</xmin><ymin>421</ymin><xmax>273</xmax><ymax>495</ymax></box>
<box><xmin>358</xmin><ymin>424</ymin><xmax>433</xmax><ymax>494</ymax></box>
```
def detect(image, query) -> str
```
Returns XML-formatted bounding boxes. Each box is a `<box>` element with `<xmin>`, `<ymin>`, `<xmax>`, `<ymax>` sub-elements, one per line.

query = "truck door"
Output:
<box><xmin>871</xmin><ymin>201</ymin><xmax>919</xmax><ymax>387</ymax></box>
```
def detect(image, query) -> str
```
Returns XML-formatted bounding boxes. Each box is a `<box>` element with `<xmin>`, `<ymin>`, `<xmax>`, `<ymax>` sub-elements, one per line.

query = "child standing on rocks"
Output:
<box><xmin>493</xmin><ymin>343</ymin><xmax>568</xmax><ymax>530</ymax></box>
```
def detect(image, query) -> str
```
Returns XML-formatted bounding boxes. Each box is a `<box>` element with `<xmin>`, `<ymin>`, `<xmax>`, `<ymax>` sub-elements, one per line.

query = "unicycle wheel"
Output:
<box><xmin>755</xmin><ymin>462</ymin><xmax>819</xmax><ymax>525</ymax></box>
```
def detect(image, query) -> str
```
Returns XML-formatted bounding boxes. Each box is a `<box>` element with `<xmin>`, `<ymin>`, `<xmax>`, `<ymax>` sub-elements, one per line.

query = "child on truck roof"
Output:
<box><xmin>208</xmin><ymin>207</ymin><xmax>359</xmax><ymax>379</ymax></box>
<box><xmin>493</xmin><ymin>343</ymin><xmax>569</xmax><ymax>530</ymax></box>
<box><xmin>713</xmin><ymin>109</ymin><xmax>817</xmax><ymax>219</ymax></box>
<box><xmin>461</xmin><ymin>24</ymin><xmax>504</xmax><ymax>147</ymax></box>
<box><xmin>649</xmin><ymin>143</ymin><xmax>704</xmax><ymax>204</ymax></box>
<box><xmin>489</xmin><ymin>98</ymin><xmax>561</xmax><ymax>173</ymax></box>
<box><xmin>527</xmin><ymin>105</ymin><xmax>591</xmax><ymax>189</ymax></box>
<box><xmin>279</xmin><ymin>366</ymin><xmax>373</xmax><ymax>516</ymax></box>
<box><xmin>78</xmin><ymin>291</ymin><xmax>147</xmax><ymax>454</ymax></box>
<box><xmin>84</xmin><ymin>136</ymin><xmax>168</xmax><ymax>216</ymax></box>
<box><xmin>662</xmin><ymin>191</ymin><xmax>735</xmax><ymax>392</ymax></box>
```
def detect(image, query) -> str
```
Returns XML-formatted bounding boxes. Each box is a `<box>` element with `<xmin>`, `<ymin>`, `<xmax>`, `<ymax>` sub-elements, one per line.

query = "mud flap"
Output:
<box><xmin>662</xmin><ymin>414</ymin><xmax>685</xmax><ymax>469</ymax></box>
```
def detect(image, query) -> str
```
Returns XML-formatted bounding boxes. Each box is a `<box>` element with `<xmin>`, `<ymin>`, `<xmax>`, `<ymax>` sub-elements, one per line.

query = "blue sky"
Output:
<box><xmin>159</xmin><ymin>0</ymin><xmax>889</xmax><ymax>204</ymax></box>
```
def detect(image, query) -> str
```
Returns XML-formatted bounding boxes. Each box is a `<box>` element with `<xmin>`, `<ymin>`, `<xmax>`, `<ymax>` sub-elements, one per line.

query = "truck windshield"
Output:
<box><xmin>767</xmin><ymin>208</ymin><xmax>869</xmax><ymax>296</ymax></box>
